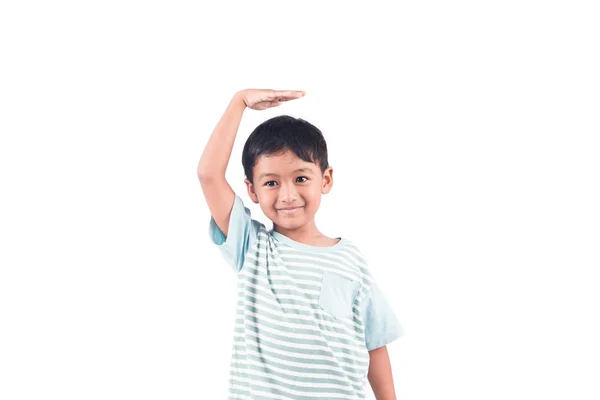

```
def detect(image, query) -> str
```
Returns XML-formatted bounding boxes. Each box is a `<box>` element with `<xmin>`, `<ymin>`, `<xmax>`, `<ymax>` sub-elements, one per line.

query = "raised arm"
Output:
<box><xmin>197</xmin><ymin>92</ymin><xmax>246</xmax><ymax>238</ymax></box>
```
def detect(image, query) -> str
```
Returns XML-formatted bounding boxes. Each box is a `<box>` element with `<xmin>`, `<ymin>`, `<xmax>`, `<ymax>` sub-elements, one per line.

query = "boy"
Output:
<box><xmin>198</xmin><ymin>89</ymin><xmax>404</xmax><ymax>399</ymax></box>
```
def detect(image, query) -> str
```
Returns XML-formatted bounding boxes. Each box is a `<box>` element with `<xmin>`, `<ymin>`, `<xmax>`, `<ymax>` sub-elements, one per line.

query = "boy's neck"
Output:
<box><xmin>273</xmin><ymin>222</ymin><xmax>336</xmax><ymax>246</ymax></box>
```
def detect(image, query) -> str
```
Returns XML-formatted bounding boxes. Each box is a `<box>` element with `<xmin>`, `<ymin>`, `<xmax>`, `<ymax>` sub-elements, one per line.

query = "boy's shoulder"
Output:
<box><xmin>336</xmin><ymin>239</ymin><xmax>378</xmax><ymax>284</ymax></box>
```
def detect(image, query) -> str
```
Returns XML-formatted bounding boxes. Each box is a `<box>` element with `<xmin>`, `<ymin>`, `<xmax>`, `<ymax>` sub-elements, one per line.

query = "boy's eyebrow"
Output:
<box><xmin>258</xmin><ymin>168</ymin><xmax>313</xmax><ymax>180</ymax></box>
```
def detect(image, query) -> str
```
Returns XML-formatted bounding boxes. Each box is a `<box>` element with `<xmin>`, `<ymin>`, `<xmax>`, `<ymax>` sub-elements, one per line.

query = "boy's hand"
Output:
<box><xmin>238</xmin><ymin>89</ymin><xmax>305</xmax><ymax>110</ymax></box>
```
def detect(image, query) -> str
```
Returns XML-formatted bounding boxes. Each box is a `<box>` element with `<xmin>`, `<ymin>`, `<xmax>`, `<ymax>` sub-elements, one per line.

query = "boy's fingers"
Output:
<box><xmin>261</xmin><ymin>90</ymin><xmax>304</xmax><ymax>105</ymax></box>
<box><xmin>274</xmin><ymin>90</ymin><xmax>305</xmax><ymax>98</ymax></box>
<box><xmin>272</xmin><ymin>91</ymin><xmax>291</xmax><ymax>99</ymax></box>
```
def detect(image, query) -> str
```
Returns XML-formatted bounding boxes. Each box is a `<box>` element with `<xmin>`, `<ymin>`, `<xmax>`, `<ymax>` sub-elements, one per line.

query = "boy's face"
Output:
<box><xmin>244</xmin><ymin>150</ymin><xmax>333</xmax><ymax>233</ymax></box>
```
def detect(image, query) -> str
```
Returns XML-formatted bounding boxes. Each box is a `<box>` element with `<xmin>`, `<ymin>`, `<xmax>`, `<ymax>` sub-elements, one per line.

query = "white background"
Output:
<box><xmin>1</xmin><ymin>1</ymin><xmax>599</xmax><ymax>399</ymax></box>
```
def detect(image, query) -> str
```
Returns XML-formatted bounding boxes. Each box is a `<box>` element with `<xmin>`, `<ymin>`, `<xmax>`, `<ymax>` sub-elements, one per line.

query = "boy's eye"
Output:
<box><xmin>264</xmin><ymin>177</ymin><xmax>309</xmax><ymax>187</ymax></box>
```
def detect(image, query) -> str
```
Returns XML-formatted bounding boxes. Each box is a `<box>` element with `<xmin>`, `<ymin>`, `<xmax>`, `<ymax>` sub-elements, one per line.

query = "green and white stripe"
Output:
<box><xmin>225</xmin><ymin>228</ymin><xmax>376</xmax><ymax>400</ymax></box>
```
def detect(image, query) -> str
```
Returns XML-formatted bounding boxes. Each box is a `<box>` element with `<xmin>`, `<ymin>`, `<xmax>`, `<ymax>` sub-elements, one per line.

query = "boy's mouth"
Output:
<box><xmin>278</xmin><ymin>206</ymin><xmax>303</xmax><ymax>215</ymax></box>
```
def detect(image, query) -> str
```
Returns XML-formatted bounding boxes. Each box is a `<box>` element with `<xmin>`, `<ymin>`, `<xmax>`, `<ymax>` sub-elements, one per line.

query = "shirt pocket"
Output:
<box><xmin>318</xmin><ymin>270</ymin><xmax>360</xmax><ymax>318</ymax></box>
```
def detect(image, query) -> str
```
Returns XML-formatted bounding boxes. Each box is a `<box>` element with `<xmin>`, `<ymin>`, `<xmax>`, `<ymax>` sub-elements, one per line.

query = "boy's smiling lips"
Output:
<box><xmin>277</xmin><ymin>206</ymin><xmax>303</xmax><ymax>214</ymax></box>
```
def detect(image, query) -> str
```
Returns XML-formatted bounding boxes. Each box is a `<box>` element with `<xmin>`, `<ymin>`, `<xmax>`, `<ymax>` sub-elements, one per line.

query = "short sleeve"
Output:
<box><xmin>208</xmin><ymin>193</ymin><xmax>262</xmax><ymax>273</ymax></box>
<box><xmin>362</xmin><ymin>279</ymin><xmax>405</xmax><ymax>351</ymax></box>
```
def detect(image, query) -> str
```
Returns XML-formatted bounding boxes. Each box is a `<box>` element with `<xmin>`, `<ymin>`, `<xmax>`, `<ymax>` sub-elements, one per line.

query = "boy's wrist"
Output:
<box><xmin>233</xmin><ymin>90</ymin><xmax>248</xmax><ymax>108</ymax></box>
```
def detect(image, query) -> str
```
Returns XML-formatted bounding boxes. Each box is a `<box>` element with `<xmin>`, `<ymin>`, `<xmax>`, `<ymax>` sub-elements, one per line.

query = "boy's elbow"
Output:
<box><xmin>197</xmin><ymin>168</ymin><xmax>224</xmax><ymax>181</ymax></box>
<box><xmin>197</xmin><ymin>168</ymin><xmax>209</xmax><ymax>180</ymax></box>
<box><xmin>197</xmin><ymin>162</ymin><xmax>210</xmax><ymax>178</ymax></box>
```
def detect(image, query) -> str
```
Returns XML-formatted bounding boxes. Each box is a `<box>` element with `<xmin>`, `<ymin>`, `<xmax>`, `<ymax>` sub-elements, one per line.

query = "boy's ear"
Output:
<box><xmin>244</xmin><ymin>178</ymin><xmax>259</xmax><ymax>204</ymax></box>
<box><xmin>321</xmin><ymin>166</ymin><xmax>334</xmax><ymax>194</ymax></box>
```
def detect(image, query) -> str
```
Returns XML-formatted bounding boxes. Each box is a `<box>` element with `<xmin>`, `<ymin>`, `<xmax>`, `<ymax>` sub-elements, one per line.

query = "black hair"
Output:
<box><xmin>242</xmin><ymin>115</ymin><xmax>329</xmax><ymax>185</ymax></box>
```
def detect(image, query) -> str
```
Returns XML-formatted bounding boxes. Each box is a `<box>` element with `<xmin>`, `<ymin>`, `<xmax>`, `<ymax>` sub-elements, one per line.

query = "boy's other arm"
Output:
<box><xmin>368</xmin><ymin>345</ymin><xmax>397</xmax><ymax>400</ymax></box>
<box><xmin>197</xmin><ymin>92</ymin><xmax>247</xmax><ymax>238</ymax></box>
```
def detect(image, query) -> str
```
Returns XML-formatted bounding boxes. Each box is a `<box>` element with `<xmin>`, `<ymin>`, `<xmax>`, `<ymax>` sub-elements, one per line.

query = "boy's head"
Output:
<box><xmin>242</xmin><ymin>115</ymin><xmax>333</xmax><ymax>232</ymax></box>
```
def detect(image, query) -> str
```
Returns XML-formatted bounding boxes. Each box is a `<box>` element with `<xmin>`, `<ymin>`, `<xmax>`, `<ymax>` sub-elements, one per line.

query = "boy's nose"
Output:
<box><xmin>278</xmin><ymin>183</ymin><xmax>298</xmax><ymax>202</ymax></box>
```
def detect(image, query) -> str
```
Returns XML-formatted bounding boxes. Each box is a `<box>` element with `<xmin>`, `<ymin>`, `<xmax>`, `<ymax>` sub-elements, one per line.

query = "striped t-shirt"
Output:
<box><xmin>209</xmin><ymin>193</ymin><xmax>404</xmax><ymax>399</ymax></box>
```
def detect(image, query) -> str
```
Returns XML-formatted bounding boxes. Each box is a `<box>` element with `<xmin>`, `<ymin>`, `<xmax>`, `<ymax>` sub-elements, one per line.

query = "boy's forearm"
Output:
<box><xmin>197</xmin><ymin>91</ymin><xmax>247</xmax><ymax>179</ymax></box>
<box><xmin>367</xmin><ymin>346</ymin><xmax>397</xmax><ymax>400</ymax></box>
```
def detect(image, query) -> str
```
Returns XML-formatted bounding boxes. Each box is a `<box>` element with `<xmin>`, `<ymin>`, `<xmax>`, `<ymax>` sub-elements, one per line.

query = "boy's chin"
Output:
<box><xmin>273</xmin><ymin>215</ymin><xmax>308</xmax><ymax>229</ymax></box>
